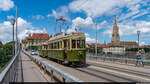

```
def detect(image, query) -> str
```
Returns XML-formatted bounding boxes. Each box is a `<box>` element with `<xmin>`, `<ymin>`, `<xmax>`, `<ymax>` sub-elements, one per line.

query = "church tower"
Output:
<box><xmin>112</xmin><ymin>16</ymin><xmax>120</xmax><ymax>43</ymax></box>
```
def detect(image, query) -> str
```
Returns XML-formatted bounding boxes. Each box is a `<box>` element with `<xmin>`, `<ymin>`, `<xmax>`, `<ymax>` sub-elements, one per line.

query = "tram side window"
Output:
<box><xmin>57</xmin><ymin>42</ymin><xmax>59</xmax><ymax>49</ymax></box>
<box><xmin>56</xmin><ymin>42</ymin><xmax>59</xmax><ymax>49</ymax></box>
<box><xmin>54</xmin><ymin>43</ymin><xmax>56</xmax><ymax>49</ymax></box>
<box><xmin>77</xmin><ymin>40</ymin><xmax>80</xmax><ymax>48</ymax></box>
<box><xmin>44</xmin><ymin>45</ymin><xmax>48</xmax><ymax>49</ymax></box>
<box><xmin>77</xmin><ymin>40</ymin><xmax>85</xmax><ymax>48</ymax></box>
<box><xmin>72</xmin><ymin>40</ymin><xmax>76</xmax><ymax>48</ymax></box>
<box><xmin>68</xmin><ymin>40</ymin><xmax>70</xmax><ymax>49</ymax></box>
<box><xmin>82</xmin><ymin>40</ymin><xmax>85</xmax><ymax>48</ymax></box>
<box><xmin>60</xmin><ymin>41</ymin><xmax>62</xmax><ymax>49</ymax></box>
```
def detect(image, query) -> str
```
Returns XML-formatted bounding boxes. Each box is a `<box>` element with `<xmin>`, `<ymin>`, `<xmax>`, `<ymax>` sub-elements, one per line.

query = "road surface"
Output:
<box><xmin>17</xmin><ymin>52</ymin><xmax>48</xmax><ymax>82</ymax></box>
<box><xmin>29</xmin><ymin>53</ymin><xmax>150</xmax><ymax>82</ymax></box>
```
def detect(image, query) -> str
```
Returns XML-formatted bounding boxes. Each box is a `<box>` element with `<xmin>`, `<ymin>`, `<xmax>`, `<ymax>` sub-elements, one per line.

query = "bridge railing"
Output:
<box><xmin>0</xmin><ymin>48</ymin><xmax>20</xmax><ymax>83</ymax></box>
<box><xmin>23</xmin><ymin>50</ymin><xmax>83</xmax><ymax>82</ymax></box>
<box><xmin>87</xmin><ymin>53</ymin><xmax>150</xmax><ymax>64</ymax></box>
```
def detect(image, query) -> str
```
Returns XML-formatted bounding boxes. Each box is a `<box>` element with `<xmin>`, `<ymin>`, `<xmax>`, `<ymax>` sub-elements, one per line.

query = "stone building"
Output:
<box><xmin>112</xmin><ymin>16</ymin><xmax>120</xmax><ymax>43</ymax></box>
<box><xmin>111</xmin><ymin>16</ymin><xmax>138</xmax><ymax>49</ymax></box>
<box><xmin>22</xmin><ymin>33</ymin><xmax>52</xmax><ymax>49</ymax></box>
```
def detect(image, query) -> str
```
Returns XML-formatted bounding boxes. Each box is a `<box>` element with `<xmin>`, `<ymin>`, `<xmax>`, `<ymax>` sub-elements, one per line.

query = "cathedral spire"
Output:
<box><xmin>114</xmin><ymin>15</ymin><xmax>117</xmax><ymax>25</ymax></box>
<box><xmin>112</xmin><ymin>16</ymin><xmax>120</xmax><ymax>43</ymax></box>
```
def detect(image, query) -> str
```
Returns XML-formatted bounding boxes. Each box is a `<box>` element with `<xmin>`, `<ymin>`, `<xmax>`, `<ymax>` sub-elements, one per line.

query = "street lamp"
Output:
<box><xmin>137</xmin><ymin>30</ymin><xmax>140</xmax><ymax>51</ymax></box>
<box><xmin>11</xmin><ymin>18</ymin><xmax>16</xmax><ymax>56</ymax></box>
<box><xmin>94</xmin><ymin>17</ymin><xmax>98</xmax><ymax>57</ymax></box>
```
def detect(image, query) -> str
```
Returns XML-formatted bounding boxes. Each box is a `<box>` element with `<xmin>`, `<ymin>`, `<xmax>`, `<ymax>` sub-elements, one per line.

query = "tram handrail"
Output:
<box><xmin>0</xmin><ymin>50</ymin><xmax>20</xmax><ymax>82</ymax></box>
<box><xmin>87</xmin><ymin>54</ymin><xmax>150</xmax><ymax>62</ymax></box>
<box><xmin>23</xmin><ymin>50</ymin><xmax>83</xmax><ymax>82</ymax></box>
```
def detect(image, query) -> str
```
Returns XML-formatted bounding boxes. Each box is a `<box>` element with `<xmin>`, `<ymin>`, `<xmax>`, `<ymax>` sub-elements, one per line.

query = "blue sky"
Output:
<box><xmin>0</xmin><ymin>0</ymin><xmax>150</xmax><ymax>45</ymax></box>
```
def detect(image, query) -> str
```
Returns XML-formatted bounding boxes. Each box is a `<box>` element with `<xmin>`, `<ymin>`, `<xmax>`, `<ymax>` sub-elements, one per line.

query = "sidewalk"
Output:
<box><xmin>17</xmin><ymin>52</ymin><xmax>48</xmax><ymax>82</ymax></box>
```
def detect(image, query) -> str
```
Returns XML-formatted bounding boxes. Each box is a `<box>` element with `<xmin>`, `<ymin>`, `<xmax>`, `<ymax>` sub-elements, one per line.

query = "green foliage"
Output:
<box><xmin>0</xmin><ymin>44</ymin><xmax>13</xmax><ymax>68</ymax></box>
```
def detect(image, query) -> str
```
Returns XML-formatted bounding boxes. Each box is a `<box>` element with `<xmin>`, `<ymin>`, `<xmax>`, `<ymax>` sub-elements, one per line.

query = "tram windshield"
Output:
<box><xmin>72</xmin><ymin>39</ymin><xmax>85</xmax><ymax>49</ymax></box>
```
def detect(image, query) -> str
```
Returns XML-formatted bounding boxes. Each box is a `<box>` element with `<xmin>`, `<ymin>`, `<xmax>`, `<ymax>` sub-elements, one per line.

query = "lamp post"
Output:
<box><xmin>11</xmin><ymin>18</ymin><xmax>16</xmax><ymax>56</ymax></box>
<box><xmin>137</xmin><ymin>30</ymin><xmax>140</xmax><ymax>51</ymax></box>
<box><xmin>16</xmin><ymin>7</ymin><xmax>18</xmax><ymax>53</ymax></box>
<box><xmin>94</xmin><ymin>17</ymin><xmax>98</xmax><ymax>57</ymax></box>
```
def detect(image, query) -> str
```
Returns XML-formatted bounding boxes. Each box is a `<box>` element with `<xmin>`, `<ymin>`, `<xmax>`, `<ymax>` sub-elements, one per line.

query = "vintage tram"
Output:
<box><xmin>38</xmin><ymin>32</ymin><xmax>86</xmax><ymax>65</ymax></box>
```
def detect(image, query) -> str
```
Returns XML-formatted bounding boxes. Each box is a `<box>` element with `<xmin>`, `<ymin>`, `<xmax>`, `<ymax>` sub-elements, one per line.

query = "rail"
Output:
<box><xmin>0</xmin><ymin>48</ymin><xmax>20</xmax><ymax>82</ymax></box>
<box><xmin>87</xmin><ymin>53</ymin><xmax>150</xmax><ymax>63</ymax></box>
<box><xmin>23</xmin><ymin>50</ymin><xmax>83</xmax><ymax>82</ymax></box>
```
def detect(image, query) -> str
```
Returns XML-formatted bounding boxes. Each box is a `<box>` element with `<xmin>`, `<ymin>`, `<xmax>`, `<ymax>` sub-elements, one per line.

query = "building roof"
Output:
<box><xmin>140</xmin><ymin>46</ymin><xmax>150</xmax><ymax>48</ymax></box>
<box><xmin>86</xmin><ymin>41</ymin><xmax>138</xmax><ymax>48</ymax></box>
<box><xmin>25</xmin><ymin>33</ymin><xmax>52</xmax><ymax>40</ymax></box>
<box><xmin>28</xmin><ymin>33</ymin><xmax>52</xmax><ymax>40</ymax></box>
<box><xmin>120</xmin><ymin>41</ymin><xmax>137</xmax><ymax>45</ymax></box>
<box><xmin>22</xmin><ymin>33</ymin><xmax>52</xmax><ymax>44</ymax></box>
<box><xmin>106</xmin><ymin>43</ymin><xmax>122</xmax><ymax>47</ymax></box>
<box><xmin>86</xmin><ymin>43</ymin><xmax>107</xmax><ymax>48</ymax></box>
<box><xmin>6</xmin><ymin>41</ymin><xmax>16</xmax><ymax>45</ymax></box>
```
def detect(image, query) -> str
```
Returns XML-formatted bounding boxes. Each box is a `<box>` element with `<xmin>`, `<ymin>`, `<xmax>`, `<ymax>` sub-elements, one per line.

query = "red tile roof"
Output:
<box><xmin>87</xmin><ymin>43</ymin><xmax>107</xmax><ymax>48</ymax></box>
<box><xmin>87</xmin><ymin>41</ymin><xmax>138</xmax><ymax>48</ymax></box>
<box><xmin>120</xmin><ymin>41</ymin><xmax>137</xmax><ymax>45</ymax></box>
<box><xmin>140</xmin><ymin>46</ymin><xmax>150</xmax><ymax>48</ymax></box>
<box><xmin>106</xmin><ymin>43</ymin><xmax>121</xmax><ymax>47</ymax></box>
<box><xmin>27</xmin><ymin>33</ymin><xmax>52</xmax><ymax>40</ymax></box>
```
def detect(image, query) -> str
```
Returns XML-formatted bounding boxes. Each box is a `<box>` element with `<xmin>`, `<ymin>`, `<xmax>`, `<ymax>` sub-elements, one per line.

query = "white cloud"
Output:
<box><xmin>69</xmin><ymin>0</ymin><xmax>142</xmax><ymax>17</ymax></box>
<box><xmin>103</xmin><ymin>20</ymin><xmax>150</xmax><ymax>38</ymax></box>
<box><xmin>0</xmin><ymin>17</ymin><xmax>47</xmax><ymax>43</ymax></box>
<box><xmin>72</xmin><ymin>17</ymin><xmax>94</xmax><ymax>30</ymax></box>
<box><xmin>85</xmin><ymin>33</ymin><xmax>99</xmax><ymax>43</ymax></box>
<box><xmin>67</xmin><ymin>16</ymin><xmax>109</xmax><ymax>33</ymax></box>
<box><xmin>48</xmin><ymin>6</ymin><xmax>70</xmax><ymax>21</ymax></box>
<box><xmin>18</xmin><ymin>28</ymin><xmax>46</xmax><ymax>40</ymax></box>
<box><xmin>0</xmin><ymin>0</ymin><xmax>14</xmax><ymax>11</ymax></box>
<box><xmin>140</xmin><ymin>41</ymin><xmax>145</xmax><ymax>46</ymax></box>
<box><xmin>7</xmin><ymin>15</ymin><xmax>14</xmax><ymax>20</ymax></box>
<box><xmin>86</xmin><ymin>37</ymin><xmax>96</xmax><ymax>43</ymax></box>
<box><xmin>32</xmin><ymin>15</ymin><xmax>45</xmax><ymax>20</ymax></box>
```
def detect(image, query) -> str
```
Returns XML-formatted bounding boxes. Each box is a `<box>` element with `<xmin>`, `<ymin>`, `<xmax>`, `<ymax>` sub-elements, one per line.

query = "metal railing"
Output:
<box><xmin>23</xmin><ymin>50</ymin><xmax>83</xmax><ymax>82</ymax></box>
<box><xmin>87</xmin><ymin>53</ymin><xmax>150</xmax><ymax>64</ymax></box>
<box><xmin>0</xmin><ymin>48</ymin><xmax>20</xmax><ymax>83</ymax></box>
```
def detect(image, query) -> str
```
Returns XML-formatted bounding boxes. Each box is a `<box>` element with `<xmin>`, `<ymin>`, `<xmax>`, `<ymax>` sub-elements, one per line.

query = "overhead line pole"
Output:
<box><xmin>95</xmin><ymin>17</ymin><xmax>98</xmax><ymax>56</ymax></box>
<box><xmin>16</xmin><ymin>6</ymin><xmax>18</xmax><ymax>53</ymax></box>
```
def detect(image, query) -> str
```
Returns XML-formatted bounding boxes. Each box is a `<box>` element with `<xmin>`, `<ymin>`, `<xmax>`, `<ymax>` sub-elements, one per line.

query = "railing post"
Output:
<box><xmin>44</xmin><ymin>66</ymin><xmax>46</xmax><ymax>74</ymax></box>
<box><xmin>62</xmin><ymin>77</ymin><xmax>65</xmax><ymax>82</ymax></box>
<box><xmin>50</xmin><ymin>70</ymin><xmax>53</xmax><ymax>80</ymax></box>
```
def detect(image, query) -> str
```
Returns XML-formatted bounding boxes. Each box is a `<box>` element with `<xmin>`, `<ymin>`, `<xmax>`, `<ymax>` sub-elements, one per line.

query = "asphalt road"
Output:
<box><xmin>28</xmin><ymin>53</ymin><xmax>150</xmax><ymax>82</ymax></box>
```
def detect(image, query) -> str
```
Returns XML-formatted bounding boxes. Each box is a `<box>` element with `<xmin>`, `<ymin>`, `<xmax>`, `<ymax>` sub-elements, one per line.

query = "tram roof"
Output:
<box><xmin>39</xmin><ymin>32</ymin><xmax>85</xmax><ymax>45</ymax></box>
<box><xmin>49</xmin><ymin>32</ymin><xmax>85</xmax><ymax>41</ymax></box>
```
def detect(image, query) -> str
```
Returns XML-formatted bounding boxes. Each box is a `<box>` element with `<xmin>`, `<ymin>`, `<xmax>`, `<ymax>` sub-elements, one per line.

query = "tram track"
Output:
<box><xmin>74</xmin><ymin>67</ymin><xmax>136</xmax><ymax>82</ymax></box>
<box><xmin>88</xmin><ymin>61</ymin><xmax>150</xmax><ymax>79</ymax></box>
<box><xmin>85</xmin><ymin>67</ymin><xmax>136</xmax><ymax>82</ymax></box>
<box><xmin>74</xmin><ymin>68</ymin><xmax>115</xmax><ymax>82</ymax></box>
<box><xmin>32</xmin><ymin>54</ymin><xmax>150</xmax><ymax>82</ymax></box>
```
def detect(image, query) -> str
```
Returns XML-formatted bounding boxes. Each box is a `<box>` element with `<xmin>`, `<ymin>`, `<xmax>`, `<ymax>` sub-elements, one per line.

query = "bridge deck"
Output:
<box><xmin>17</xmin><ymin>52</ymin><xmax>48</xmax><ymax>82</ymax></box>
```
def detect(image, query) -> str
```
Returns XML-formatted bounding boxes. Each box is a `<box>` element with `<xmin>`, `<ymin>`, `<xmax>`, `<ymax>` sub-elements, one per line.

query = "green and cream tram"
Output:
<box><xmin>38</xmin><ymin>32</ymin><xmax>86</xmax><ymax>65</ymax></box>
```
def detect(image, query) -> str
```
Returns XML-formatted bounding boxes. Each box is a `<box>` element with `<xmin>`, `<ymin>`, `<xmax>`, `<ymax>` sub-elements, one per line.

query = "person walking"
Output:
<box><xmin>136</xmin><ymin>50</ymin><xmax>144</xmax><ymax>67</ymax></box>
